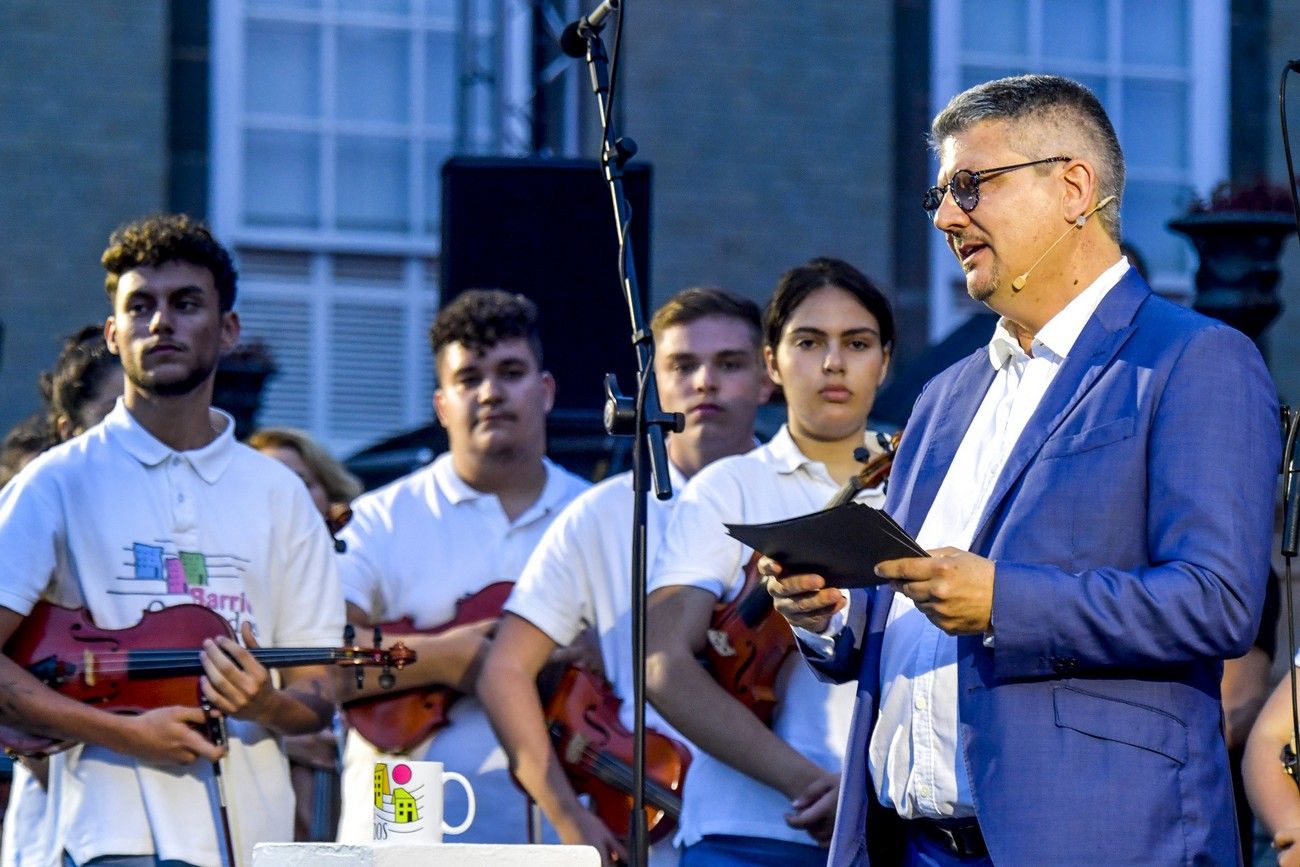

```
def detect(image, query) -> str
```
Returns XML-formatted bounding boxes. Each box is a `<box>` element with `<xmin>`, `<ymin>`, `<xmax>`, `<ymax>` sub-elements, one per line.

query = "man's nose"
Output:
<box><xmin>694</xmin><ymin>363</ymin><xmax>718</xmax><ymax>392</ymax></box>
<box><xmin>932</xmin><ymin>187</ymin><xmax>970</xmax><ymax>234</ymax></box>
<box><xmin>149</xmin><ymin>308</ymin><xmax>173</xmax><ymax>333</ymax></box>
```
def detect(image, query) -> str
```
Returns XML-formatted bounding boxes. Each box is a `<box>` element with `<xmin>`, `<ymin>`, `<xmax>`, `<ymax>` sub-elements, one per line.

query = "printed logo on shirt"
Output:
<box><xmin>115</xmin><ymin>540</ymin><xmax>254</xmax><ymax>631</ymax></box>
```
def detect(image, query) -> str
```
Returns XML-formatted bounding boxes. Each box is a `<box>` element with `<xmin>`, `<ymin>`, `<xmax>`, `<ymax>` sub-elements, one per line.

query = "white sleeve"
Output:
<box><xmin>0</xmin><ymin>470</ymin><xmax>63</xmax><ymax>616</ymax></box>
<box><xmin>649</xmin><ymin>465</ymin><xmax>749</xmax><ymax>601</ymax></box>
<box><xmin>271</xmin><ymin>486</ymin><xmax>345</xmax><ymax>647</ymax></box>
<box><xmin>504</xmin><ymin>495</ymin><xmax>597</xmax><ymax>648</ymax></box>
<box><xmin>335</xmin><ymin>495</ymin><xmax>392</xmax><ymax>620</ymax></box>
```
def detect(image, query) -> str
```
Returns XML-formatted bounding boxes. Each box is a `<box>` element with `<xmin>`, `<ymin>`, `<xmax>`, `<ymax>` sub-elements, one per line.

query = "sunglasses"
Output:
<box><xmin>923</xmin><ymin>156</ymin><xmax>1070</xmax><ymax>215</ymax></box>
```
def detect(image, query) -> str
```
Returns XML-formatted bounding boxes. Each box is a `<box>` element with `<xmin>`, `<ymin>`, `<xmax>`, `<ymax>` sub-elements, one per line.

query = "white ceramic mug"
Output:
<box><xmin>373</xmin><ymin>760</ymin><xmax>476</xmax><ymax>844</ymax></box>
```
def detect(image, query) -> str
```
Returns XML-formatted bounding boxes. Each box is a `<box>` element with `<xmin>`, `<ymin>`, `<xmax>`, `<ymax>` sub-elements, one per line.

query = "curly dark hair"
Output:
<box><xmin>429</xmin><ymin>289</ymin><xmax>543</xmax><ymax>367</ymax></box>
<box><xmin>764</xmin><ymin>257</ymin><xmax>895</xmax><ymax>351</ymax></box>
<box><xmin>101</xmin><ymin>214</ymin><xmax>238</xmax><ymax>311</ymax></box>
<box><xmin>0</xmin><ymin>413</ymin><xmax>56</xmax><ymax>489</ymax></box>
<box><xmin>38</xmin><ymin>325</ymin><xmax>121</xmax><ymax>437</ymax></box>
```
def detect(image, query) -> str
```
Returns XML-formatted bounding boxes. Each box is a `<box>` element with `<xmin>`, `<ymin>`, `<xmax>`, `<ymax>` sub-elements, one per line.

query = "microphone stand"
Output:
<box><xmin>568</xmin><ymin>6</ymin><xmax>683</xmax><ymax>865</ymax></box>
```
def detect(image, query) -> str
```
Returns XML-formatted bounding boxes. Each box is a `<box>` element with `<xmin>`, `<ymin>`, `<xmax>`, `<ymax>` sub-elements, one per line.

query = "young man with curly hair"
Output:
<box><xmin>334</xmin><ymin>289</ymin><xmax>589</xmax><ymax>844</ymax></box>
<box><xmin>0</xmin><ymin>213</ymin><xmax>345</xmax><ymax>866</ymax></box>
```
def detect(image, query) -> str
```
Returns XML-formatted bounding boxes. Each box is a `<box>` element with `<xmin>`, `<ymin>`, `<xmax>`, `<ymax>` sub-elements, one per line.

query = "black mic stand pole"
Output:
<box><xmin>568</xmin><ymin>7</ymin><xmax>683</xmax><ymax>865</ymax></box>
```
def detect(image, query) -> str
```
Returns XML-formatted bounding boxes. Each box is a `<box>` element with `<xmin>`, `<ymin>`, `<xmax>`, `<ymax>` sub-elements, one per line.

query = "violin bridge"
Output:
<box><xmin>82</xmin><ymin>650</ymin><xmax>95</xmax><ymax>686</ymax></box>
<box><xmin>705</xmin><ymin>629</ymin><xmax>736</xmax><ymax>658</ymax></box>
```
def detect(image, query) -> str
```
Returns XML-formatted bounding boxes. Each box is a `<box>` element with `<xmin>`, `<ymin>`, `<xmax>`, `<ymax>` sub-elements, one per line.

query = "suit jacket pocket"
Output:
<box><xmin>1053</xmin><ymin>685</ymin><xmax>1188</xmax><ymax>765</ymax></box>
<box><xmin>1040</xmin><ymin>415</ymin><xmax>1136</xmax><ymax>460</ymax></box>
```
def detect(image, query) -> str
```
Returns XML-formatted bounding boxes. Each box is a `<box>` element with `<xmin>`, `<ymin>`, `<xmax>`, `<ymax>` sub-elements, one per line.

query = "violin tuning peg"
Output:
<box><xmin>372</xmin><ymin>627</ymin><xmax>382</xmax><ymax>649</ymax></box>
<box><xmin>378</xmin><ymin>670</ymin><xmax>396</xmax><ymax>691</ymax></box>
<box><xmin>354</xmin><ymin>667</ymin><xmax>365</xmax><ymax>689</ymax></box>
<box><xmin>343</xmin><ymin>624</ymin><xmax>355</xmax><ymax>646</ymax></box>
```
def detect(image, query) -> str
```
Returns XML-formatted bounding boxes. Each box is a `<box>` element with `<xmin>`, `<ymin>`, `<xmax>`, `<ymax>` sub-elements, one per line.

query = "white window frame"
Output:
<box><xmin>209</xmin><ymin>0</ymin><xmax>533</xmax><ymax>455</ymax></box>
<box><xmin>927</xmin><ymin>0</ymin><xmax>1229</xmax><ymax>341</ymax></box>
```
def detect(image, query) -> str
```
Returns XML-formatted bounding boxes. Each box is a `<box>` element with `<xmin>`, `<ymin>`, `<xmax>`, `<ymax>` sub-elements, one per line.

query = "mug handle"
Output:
<box><xmin>441</xmin><ymin>771</ymin><xmax>476</xmax><ymax>836</ymax></box>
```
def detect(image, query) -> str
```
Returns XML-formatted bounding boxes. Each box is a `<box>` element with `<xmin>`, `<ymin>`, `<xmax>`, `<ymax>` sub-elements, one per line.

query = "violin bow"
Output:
<box><xmin>201</xmin><ymin>696</ymin><xmax>240</xmax><ymax>867</ymax></box>
<box><xmin>1280</xmin><ymin>406</ymin><xmax>1300</xmax><ymax>791</ymax></box>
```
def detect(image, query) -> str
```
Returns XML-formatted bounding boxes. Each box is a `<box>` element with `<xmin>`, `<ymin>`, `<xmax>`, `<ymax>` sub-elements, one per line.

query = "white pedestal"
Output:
<box><xmin>253</xmin><ymin>843</ymin><xmax>601</xmax><ymax>867</ymax></box>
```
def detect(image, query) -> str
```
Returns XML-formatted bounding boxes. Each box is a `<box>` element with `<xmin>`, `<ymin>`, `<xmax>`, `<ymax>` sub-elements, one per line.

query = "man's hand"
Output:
<box><xmin>875</xmin><ymin>547</ymin><xmax>994</xmax><ymax>635</ymax></box>
<box><xmin>785</xmin><ymin>769</ymin><xmax>839</xmax><ymax>845</ymax></box>
<box><xmin>1277</xmin><ymin>827</ymin><xmax>1300</xmax><ymax>867</ymax></box>
<box><xmin>554</xmin><ymin>807</ymin><xmax>628</xmax><ymax>867</ymax></box>
<box><xmin>760</xmin><ymin>556</ymin><xmax>846</xmax><ymax>634</ymax></box>
<box><xmin>200</xmin><ymin>622</ymin><xmax>277</xmax><ymax>725</ymax></box>
<box><xmin>117</xmin><ymin>706</ymin><xmax>226</xmax><ymax>765</ymax></box>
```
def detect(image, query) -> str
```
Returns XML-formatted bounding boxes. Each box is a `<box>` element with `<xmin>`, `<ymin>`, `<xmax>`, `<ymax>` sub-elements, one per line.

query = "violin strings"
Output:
<box><xmin>41</xmin><ymin>648</ymin><xmax>355</xmax><ymax>676</ymax></box>
<box><xmin>564</xmin><ymin>739</ymin><xmax>682</xmax><ymax>815</ymax></box>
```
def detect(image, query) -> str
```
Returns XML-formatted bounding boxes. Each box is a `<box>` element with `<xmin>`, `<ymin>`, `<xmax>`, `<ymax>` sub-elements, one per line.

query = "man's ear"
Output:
<box><xmin>540</xmin><ymin>370</ymin><xmax>556</xmax><ymax>414</ymax></box>
<box><xmin>763</xmin><ymin>345</ymin><xmax>782</xmax><ymax>387</ymax></box>
<box><xmin>103</xmin><ymin>317</ymin><xmax>121</xmax><ymax>357</ymax></box>
<box><xmin>433</xmin><ymin>389</ymin><xmax>447</xmax><ymax>427</ymax></box>
<box><xmin>220</xmin><ymin>311</ymin><xmax>241</xmax><ymax>353</ymax></box>
<box><xmin>1060</xmin><ymin>159</ymin><xmax>1096</xmax><ymax>225</ymax></box>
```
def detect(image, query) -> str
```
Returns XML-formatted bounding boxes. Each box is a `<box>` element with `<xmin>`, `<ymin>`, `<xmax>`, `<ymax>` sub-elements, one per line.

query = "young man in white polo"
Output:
<box><xmin>334</xmin><ymin>289</ymin><xmax>590</xmax><ymax>844</ymax></box>
<box><xmin>479</xmin><ymin>288</ymin><xmax>773</xmax><ymax>866</ymax></box>
<box><xmin>0</xmin><ymin>214</ymin><xmax>344</xmax><ymax>867</ymax></box>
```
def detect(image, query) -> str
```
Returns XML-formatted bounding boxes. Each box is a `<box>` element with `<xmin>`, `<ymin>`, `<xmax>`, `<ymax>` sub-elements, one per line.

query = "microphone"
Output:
<box><xmin>559</xmin><ymin>0</ymin><xmax>621</xmax><ymax>58</ymax></box>
<box><xmin>1011</xmin><ymin>195</ymin><xmax>1117</xmax><ymax>293</ymax></box>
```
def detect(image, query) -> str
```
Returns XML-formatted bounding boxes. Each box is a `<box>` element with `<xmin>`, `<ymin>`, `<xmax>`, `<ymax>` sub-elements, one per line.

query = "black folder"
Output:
<box><xmin>725</xmin><ymin>502</ymin><xmax>928</xmax><ymax>589</ymax></box>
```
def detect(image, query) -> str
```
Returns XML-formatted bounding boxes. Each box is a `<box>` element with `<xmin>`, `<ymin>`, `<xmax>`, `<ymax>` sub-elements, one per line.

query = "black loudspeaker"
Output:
<box><xmin>441</xmin><ymin>156</ymin><xmax>652</xmax><ymax>412</ymax></box>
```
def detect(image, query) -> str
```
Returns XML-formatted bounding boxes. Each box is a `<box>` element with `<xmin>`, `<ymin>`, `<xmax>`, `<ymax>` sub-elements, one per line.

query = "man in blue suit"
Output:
<box><xmin>766</xmin><ymin>74</ymin><xmax>1280</xmax><ymax>866</ymax></box>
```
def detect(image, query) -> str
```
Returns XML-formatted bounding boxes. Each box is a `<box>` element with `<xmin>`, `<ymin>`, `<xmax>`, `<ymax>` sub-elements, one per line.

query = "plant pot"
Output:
<box><xmin>1167</xmin><ymin>211</ymin><xmax>1296</xmax><ymax>340</ymax></box>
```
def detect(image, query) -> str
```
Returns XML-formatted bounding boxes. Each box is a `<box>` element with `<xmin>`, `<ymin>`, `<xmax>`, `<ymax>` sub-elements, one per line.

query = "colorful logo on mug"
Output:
<box><xmin>375</xmin><ymin>762</ymin><xmax>422</xmax><ymax>826</ymax></box>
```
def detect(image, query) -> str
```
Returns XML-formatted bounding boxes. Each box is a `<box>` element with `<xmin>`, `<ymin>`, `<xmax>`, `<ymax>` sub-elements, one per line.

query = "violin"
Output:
<box><xmin>543</xmin><ymin>666</ymin><xmax>690</xmax><ymax>844</ymax></box>
<box><xmin>0</xmin><ymin>600</ymin><xmax>415</xmax><ymax>757</ymax></box>
<box><xmin>703</xmin><ymin>430</ymin><xmax>901</xmax><ymax>725</ymax></box>
<box><xmin>343</xmin><ymin>581</ymin><xmax>513</xmax><ymax>754</ymax></box>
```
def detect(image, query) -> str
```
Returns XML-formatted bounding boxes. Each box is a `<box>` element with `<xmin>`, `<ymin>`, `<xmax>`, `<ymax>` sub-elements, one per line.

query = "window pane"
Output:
<box><xmin>336</xmin><ymin>136</ymin><xmax>410</xmax><ymax>232</ymax></box>
<box><xmin>1122</xmin><ymin>180</ymin><xmax>1191</xmax><ymax>277</ymax></box>
<box><xmin>244</xmin><ymin>130</ymin><xmax>320</xmax><ymax>227</ymax></box>
<box><xmin>337</xmin><ymin>27</ymin><xmax>411</xmax><ymax>124</ymax></box>
<box><xmin>1043</xmin><ymin>0</ymin><xmax>1105</xmax><ymax>62</ymax></box>
<box><xmin>1122</xmin><ymin>79</ymin><xmax>1187</xmax><ymax>171</ymax></box>
<box><xmin>425</xmin><ymin>30</ymin><xmax>457</xmax><ymax>129</ymax></box>
<box><xmin>960</xmin><ymin>0</ymin><xmax>1027</xmax><ymax>56</ymax></box>
<box><xmin>345</xmin><ymin>0</ymin><xmax>411</xmax><ymax>13</ymax></box>
<box><xmin>424</xmin><ymin>139</ymin><xmax>453</xmax><ymax>233</ymax></box>
<box><xmin>1123</xmin><ymin>0</ymin><xmax>1185</xmax><ymax>66</ymax></box>
<box><xmin>245</xmin><ymin>21</ymin><xmax>319</xmax><ymax>117</ymax></box>
<box><xmin>247</xmin><ymin>0</ymin><xmax>318</xmax><ymax>8</ymax></box>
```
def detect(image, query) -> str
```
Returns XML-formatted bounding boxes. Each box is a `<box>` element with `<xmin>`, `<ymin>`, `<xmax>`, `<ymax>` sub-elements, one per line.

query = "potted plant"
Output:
<box><xmin>214</xmin><ymin>340</ymin><xmax>277</xmax><ymax>440</ymax></box>
<box><xmin>1168</xmin><ymin>179</ymin><xmax>1297</xmax><ymax>341</ymax></box>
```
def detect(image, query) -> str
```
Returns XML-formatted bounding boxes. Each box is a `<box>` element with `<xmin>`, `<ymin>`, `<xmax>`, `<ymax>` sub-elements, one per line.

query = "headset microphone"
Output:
<box><xmin>1011</xmin><ymin>195</ymin><xmax>1118</xmax><ymax>293</ymax></box>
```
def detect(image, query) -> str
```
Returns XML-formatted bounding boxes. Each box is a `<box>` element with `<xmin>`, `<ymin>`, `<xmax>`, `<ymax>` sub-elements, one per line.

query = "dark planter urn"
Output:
<box><xmin>1167</xmin><ymin>211</ymin><xmax>1296</xmax><ymax>340</ymax></box>
<box><xmin>213</xmin><ymin>351</ymin><xmax>277</xmax><ymax>441</ymax></box>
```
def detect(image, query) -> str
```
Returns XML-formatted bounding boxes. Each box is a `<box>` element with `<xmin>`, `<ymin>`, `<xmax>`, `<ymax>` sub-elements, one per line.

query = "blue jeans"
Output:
<box><xmin>64</xmin><ymin>856</ymin><xmax>199</xmax><ymax>867</ymax></box>
<box><xmin>681</xmin><ymin>834</ymin><xmax>827</xmax><ymax>867</ymax></box>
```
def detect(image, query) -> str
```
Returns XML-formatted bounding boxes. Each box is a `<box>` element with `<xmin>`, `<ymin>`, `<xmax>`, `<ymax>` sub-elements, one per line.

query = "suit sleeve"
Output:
<box><xmin>989</xmin><ymin>324</ymin><xmax>1280</xmax><ymax>678</ymax></box>
<box><xmin>799</xmin><ymin>587</ymin><xmax>872</xmax><ymax>683</ymax></box>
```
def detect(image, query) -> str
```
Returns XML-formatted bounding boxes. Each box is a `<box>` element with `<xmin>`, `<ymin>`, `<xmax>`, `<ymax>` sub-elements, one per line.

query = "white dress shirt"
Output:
<box><xmin>869</xmin><ymin>258</ymin><xmax>1130</xmax><ymax>819</ymax></box>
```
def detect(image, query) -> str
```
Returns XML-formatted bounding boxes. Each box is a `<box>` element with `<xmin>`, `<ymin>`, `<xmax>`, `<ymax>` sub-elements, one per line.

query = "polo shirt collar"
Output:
<box><xmin>433</xmin><ymin>453</ymin><xmax>573</xmax><ymax>524</ymax></box>
<box><xmin>104</xmin><ymin>399</ymin><xmax>237</xmax><ymax>484</ymax></box>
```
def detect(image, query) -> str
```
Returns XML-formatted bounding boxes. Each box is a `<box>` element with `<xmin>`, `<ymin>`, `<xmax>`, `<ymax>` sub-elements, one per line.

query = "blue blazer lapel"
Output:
<box><xmin>968</xmin><ymin>272</ymin><xmax>1149</xmax><ymax>550</ymax></box>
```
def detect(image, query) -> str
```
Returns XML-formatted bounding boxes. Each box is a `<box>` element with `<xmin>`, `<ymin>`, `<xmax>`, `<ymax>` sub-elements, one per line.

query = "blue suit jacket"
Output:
<box><xmin>809</xmin><ymin>271</ymin><xmax>1280</xmax><ymax>866</ymax></box>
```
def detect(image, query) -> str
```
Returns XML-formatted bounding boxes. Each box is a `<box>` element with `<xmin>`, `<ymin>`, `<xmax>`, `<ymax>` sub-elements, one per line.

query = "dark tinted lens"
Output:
<box><xmin>922</xmin><ymin>186</ymin><xmax>944</xmax><ymax>213</ymax></box>
<box><xmin>950</xmin><ymin>170</ymin><xmax>979</xmax><ymax>211</ymax></box>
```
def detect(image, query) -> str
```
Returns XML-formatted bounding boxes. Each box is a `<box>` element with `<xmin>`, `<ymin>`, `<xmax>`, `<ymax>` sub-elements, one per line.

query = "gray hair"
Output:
<box><xmin>930</xmin><ymin>74</ymin><xmax>1124</xmax><ymax>241</ymax></box>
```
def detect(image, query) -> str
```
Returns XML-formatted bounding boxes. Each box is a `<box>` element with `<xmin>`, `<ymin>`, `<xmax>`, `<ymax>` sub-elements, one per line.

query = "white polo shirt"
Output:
<box><xmin>0</xmin><ymin>400</ymin><xmax>344</xmax><ymax>867</ymax></box>
<box><xmin>506</xmin><ymin>465</ymin><xmax>691</xmax><ymax>867</ymax></box>
<box><xmin>649</xmin><ymin>426</ymin><xmax>874</xmax><ymax>847</ymax></box>
<box><xmin>335</xmin><ymin>454</ymin><xmax>589</xmax><ymax>845</ymax></box>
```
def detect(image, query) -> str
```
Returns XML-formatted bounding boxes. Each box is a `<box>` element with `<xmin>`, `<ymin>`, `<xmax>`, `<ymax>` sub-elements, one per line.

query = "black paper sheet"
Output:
<box><xmin>725</xmin><ymin>502</ymin><xmax>929</xmax><ymax>589</ymax></box>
